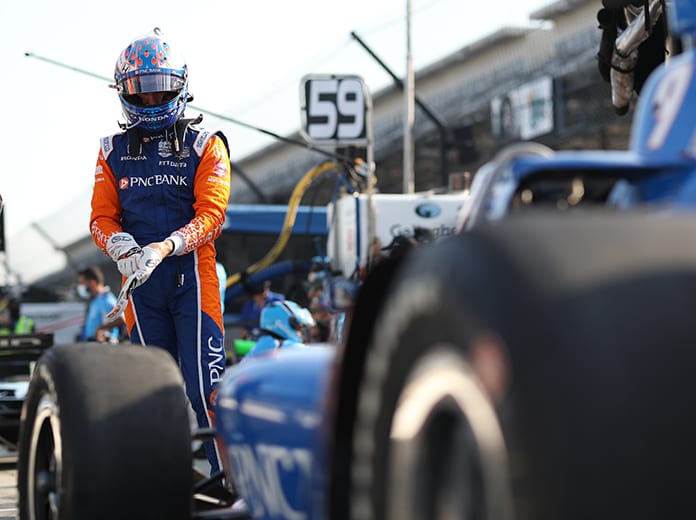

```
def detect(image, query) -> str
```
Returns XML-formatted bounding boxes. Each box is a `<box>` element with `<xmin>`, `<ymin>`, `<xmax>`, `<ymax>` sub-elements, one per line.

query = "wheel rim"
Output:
<box><xmin>27</xmin><ymin>393</ymin><xmax>63</xmax><ymax>520</ymax></box>
<box><xmin>388</xmin><ymin>348</ymin><xmax>512</xmax><ymax>520</ymax></box>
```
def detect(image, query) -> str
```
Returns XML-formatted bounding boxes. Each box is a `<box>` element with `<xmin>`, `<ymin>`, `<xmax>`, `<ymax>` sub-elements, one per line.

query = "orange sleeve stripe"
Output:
<box><xmin>199</xmin><ymin>253</ymin><xmax>224</xmax><ymax>330</ymax></box>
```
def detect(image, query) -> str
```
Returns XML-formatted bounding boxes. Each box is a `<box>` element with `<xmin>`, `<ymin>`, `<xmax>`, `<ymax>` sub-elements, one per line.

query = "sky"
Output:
<box><xmin>0</xmin><ymin>0</ymin><xmax>551</xmax><ymax>281</ymax></box>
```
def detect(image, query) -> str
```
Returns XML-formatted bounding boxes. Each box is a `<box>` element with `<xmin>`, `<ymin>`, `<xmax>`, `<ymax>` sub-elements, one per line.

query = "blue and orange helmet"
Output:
<box><xmin>113</xmin><ymin>27</ymin><xmax>189</xmax><ymax>131</ymax></box>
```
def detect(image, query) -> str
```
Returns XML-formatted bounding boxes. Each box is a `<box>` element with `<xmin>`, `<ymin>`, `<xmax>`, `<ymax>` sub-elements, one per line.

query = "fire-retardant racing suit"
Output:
<box><xmin>89</xmin><ymin>120</ymin><xmax>231</xmax><ymax>473</ymax></box>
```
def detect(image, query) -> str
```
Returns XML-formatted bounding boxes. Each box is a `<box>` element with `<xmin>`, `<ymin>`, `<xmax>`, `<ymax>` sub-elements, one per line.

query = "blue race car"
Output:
<box><xmin>16</xmin><ymin>1</ymin><xmax>696</xmax><ymax>519</ymax></box>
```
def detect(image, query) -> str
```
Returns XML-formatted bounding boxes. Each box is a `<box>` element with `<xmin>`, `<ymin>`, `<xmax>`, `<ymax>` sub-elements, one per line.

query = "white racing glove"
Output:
<box><xmin>104</xmin><ymin>246</ymin><xmax>163</xmax><ymax>321</ymax></box>
<box><xmin>105</xmin><ymin>272</ymin><xmax>138</xmax><ymax>322</ymax></box>
<box><xmin>133</xmin><ymin>246</ymin><xmax>163</xmax><ymax>287</ymax></box>
<box><xmin>106</xmin><ymin>232</ymin><xmax>143</xmax><ymax>277</ymax></box>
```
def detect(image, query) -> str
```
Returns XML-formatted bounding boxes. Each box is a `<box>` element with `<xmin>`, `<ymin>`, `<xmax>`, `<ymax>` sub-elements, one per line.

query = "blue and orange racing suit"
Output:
<box><xmin>89</xmin><ymin>119</ymin><xmax>231</xmax><ymax>473</ymax></box>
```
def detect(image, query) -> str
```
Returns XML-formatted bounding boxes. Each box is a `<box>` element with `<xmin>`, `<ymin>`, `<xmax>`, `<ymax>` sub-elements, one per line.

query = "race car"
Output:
<box><xmin>0</xmin><ymin>333</ymin><xmax>53</xmax><ymax>451</ymax></box>
<box><xmin>15</xmin><ymin>1</ymin><xmax>696</xmax><ymax>519</ymax></box>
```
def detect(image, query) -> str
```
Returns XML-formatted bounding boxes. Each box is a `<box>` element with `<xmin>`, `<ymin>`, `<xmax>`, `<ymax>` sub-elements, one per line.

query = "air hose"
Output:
<box><xmin>225</xmin><ymin>160</ymin><xmax>338</xmax><ymax>289</ymax></box>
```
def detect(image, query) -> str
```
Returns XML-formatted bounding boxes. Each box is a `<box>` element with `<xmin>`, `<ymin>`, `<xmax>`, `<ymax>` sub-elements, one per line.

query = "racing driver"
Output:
<box><xmin>88</xmin><ymin>28</ymin><xmax>231</xmax><ymax>475</ymax></box>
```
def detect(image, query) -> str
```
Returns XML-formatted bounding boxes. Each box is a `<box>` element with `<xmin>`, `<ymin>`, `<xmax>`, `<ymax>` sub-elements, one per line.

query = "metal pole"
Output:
<box><xmin>403</xmin><ymin>0</ymin><xmax>415</xmax><ymax>194</ymax></box>
<box><xmin>363</xmin><ymin>81</ymin><xmax>377</xmax><ymax>271</ymax></box>
<box><xmin>349</xmin><ymin>32</ymin><xmax>450</xmax><ymax>186</ymax></box>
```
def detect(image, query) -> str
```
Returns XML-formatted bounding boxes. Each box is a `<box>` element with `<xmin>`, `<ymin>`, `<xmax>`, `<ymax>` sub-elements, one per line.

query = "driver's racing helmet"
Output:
<box><xmin>113</xmin><ymin>27</ymin><xmax>189</xmax><ymax>131</ymax></box>
<box><xmin>260</xmin><ymin>300</ymin><xmax>316</xmax><ymax>343</ymax></box>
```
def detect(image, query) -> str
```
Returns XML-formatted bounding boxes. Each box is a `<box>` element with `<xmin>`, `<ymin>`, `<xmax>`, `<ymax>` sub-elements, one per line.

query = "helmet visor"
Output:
<box><xmin>119</xmin><ymin>72</ymin><xmax>186</xmax><ymax>96</ymax></box>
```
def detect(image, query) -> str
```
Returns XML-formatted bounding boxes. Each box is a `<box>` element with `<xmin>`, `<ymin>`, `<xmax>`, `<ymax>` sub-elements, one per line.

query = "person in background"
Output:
<box><xmin>77</xmin><ymin>266</ymin><xmax>120</xmax><ymax>343</ymax></box>
<box><xmin>243</xmin><ymin>300</ymin><xmax>315</xmax><ymax>359</ymax></box>
<box><xmin>239</xmin><ymin>281</ymin><xmax>284</xmax><ymax>340</ymax></box>
<box><xmin>0</xmin><ymin>297</ymin><xmax>35</xmax><ymax>335</ymax></box>
<box><xmin>309</xmin><ymin>300</ymin><xmax>332</xmax><ymax>342</ymax></box>
<box><xmin>88</xmin><ymin>28</ymin><xmax>231</xmax><ymax>475</ymax></box>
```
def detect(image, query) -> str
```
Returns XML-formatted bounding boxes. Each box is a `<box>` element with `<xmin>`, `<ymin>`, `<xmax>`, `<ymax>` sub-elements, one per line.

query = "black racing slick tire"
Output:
<box><xmin>348</xmin><ymin>228</ymin><xmax>524</xmax><ymax>520</ymax></box>
<box><xmin>347</xmin><ymin>210</ymin><xmax>696</xmax><ymax>520</ymax></box>
<box><xmin>17</xmin><ymin>343</ymin><xmax>193</xmax><ymax>520</ymax></box>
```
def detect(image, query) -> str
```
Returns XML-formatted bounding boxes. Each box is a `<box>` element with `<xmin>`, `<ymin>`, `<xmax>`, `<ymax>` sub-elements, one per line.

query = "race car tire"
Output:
<box><xmin>348</xmin><ymin>211</ymin><xmax>696</xmax><ymax>520</ymax></box>
<box><xmin>17</xmin><ymin>343</ymin><xmax>193</xmax><ymax>520</ymax></box>
<box><xmin>348</xmin><ymin>229</ymin><xmax>526</xmax><ymax>520</ymax></box>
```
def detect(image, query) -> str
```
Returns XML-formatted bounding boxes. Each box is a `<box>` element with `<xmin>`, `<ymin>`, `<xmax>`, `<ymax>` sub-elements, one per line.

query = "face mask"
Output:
<box><xmin>76</xmin><ymin>284</ymin><xmax>90</xmax><ymax>300</ymax></box>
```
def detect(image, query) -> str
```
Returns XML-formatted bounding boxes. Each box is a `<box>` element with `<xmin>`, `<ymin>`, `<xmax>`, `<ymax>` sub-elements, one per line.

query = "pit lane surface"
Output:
<box><xmin>0</xmin><ymin>448</ymin><xmax>212</xmax><ymax>520</ymax></box>
<box><xmin>0</xmin><ymin>415</ymin><xmax>213</xmax><ymax>520</ymax></box>
<box><xmin>0</xmin><ymin>446</ymin><xmax>17</xmax><ymax>519</ymax></box>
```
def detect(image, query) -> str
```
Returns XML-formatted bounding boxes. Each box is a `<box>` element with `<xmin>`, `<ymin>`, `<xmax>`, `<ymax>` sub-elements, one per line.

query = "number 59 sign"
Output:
<box><xmin>300</xmin><ymin>74</ymin><xmax>372</xmax><ymax>146</ymax></box>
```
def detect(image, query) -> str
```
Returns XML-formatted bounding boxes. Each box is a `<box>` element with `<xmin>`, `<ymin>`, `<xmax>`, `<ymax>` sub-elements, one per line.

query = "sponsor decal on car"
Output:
<box><xmin>228</xmin><ymin>443</ymin><xmax>310</xmax><ymax>520</ymax></box>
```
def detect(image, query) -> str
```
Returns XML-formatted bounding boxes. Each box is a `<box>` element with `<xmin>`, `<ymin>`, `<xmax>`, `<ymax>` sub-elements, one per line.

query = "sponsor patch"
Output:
<box><xmin>212</xmin><ymin>160</ymin><xmax>228</xmax><ymax>177</ymax></box>
<box><xmin>129</xmin><ymin>174</ymin><xmax>188</xmax><ymax>188</ymax></box>
<box><xmin>100</xmin><ymin>136</ymin><xmax>114</xmax><ymax>160</ymax></box>
<box><xmin>157</xmin><ymin>138</ymin><xmax>191</xmax><ymax>158</ymax></box>
<box><xmin>193</xmin><ymin>129</ymin><xmax>214</xmax><ymax>156</ymax></box>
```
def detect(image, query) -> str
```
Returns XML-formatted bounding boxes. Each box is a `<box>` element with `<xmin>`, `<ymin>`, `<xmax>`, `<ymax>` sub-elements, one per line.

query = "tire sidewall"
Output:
<box><xmin>351</xmin><ymin>271</ymin><xmax>510</xmax><ymax>520</ymax></box>
<box><xmin>18</xmin><ymin>353</ymin><xmax>76</xmax><ymax>519</ymax></box>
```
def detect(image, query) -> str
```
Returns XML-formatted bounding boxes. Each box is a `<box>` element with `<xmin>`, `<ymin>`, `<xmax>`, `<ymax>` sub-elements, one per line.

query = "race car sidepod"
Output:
<box><xmin>216</xmin><ymin>344</ymin><xmax>336</xmax><ymax>520</ymax></box>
